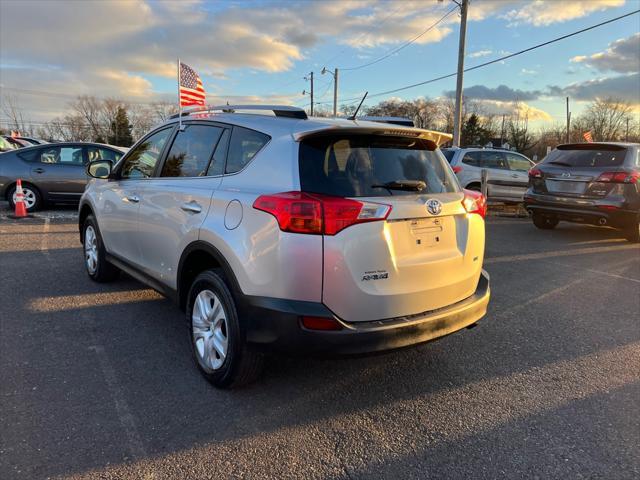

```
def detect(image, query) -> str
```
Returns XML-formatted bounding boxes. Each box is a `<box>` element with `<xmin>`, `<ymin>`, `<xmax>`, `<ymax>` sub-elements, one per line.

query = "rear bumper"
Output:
<box><xmin>241</xmin><ymin>270</ymin><xmax>490</xmax><ymax>355</ymax></box>
<box><xmin>524</xmin><ymin>191</ymin><xmax>638</xmax><ymax>228</ymax></box>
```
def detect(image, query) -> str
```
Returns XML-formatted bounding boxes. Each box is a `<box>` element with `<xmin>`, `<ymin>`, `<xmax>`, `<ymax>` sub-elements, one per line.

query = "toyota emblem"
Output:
<box><xmin>561</xmin><ymin>172</ymin><xmax>571</xmax><ymax>178</ymax></box>
<box><xmin>426</xmin><ymin>199</ymin><xmax>442</xmax><ymax>215</ymax></box>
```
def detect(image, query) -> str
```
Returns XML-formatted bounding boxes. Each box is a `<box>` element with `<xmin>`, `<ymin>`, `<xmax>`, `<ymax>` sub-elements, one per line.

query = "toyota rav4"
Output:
<box><xmin>79</xmin><ymin>105</ymin><xmax>490</xmax><ymax>388</ymax></box>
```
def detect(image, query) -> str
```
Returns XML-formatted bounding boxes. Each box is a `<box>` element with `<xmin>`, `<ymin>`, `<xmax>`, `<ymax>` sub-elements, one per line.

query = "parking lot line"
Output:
<box><xmin>485</xmin><ymin>243</ymin><xmax>639</xmax><ymax>264</ymax></box>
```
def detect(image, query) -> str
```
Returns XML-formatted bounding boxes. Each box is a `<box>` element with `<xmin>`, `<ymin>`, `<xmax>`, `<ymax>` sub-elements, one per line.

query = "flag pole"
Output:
<box><xmin>177</xmin><ymin>58</ymin><xmax>182</xmax><ymax>129</ymax></box>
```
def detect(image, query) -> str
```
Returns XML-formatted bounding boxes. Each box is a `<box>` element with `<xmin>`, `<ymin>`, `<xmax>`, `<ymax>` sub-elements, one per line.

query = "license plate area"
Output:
<box><xmin>410</xmin><ymin>218</ymin><xmax>443</xmax><ymax>247</ymax></box>
<box><xmin>546</xmin><ymin>180</ymin><xmax>587</xmax><ymax>194</ymax></box>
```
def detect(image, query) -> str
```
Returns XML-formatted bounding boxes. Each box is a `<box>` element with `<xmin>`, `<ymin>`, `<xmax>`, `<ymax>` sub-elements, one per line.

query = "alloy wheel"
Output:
<box><xmin>192</xmin><ymin>290</ymin><xmax>229</xmax><ymax>371</ymax></box>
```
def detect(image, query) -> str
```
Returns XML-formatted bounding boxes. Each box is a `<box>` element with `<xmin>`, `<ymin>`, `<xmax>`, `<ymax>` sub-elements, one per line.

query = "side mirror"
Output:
<box><xmin>87</xmin><ymin>160</ymin><xmax>113</xmax><ymax>179</ymax></box>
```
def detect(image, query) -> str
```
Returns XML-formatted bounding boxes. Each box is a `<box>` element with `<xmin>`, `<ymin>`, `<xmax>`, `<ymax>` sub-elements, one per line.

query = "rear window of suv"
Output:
<box><xmin>543</xmin><ymin>145</ymin><xmax>627</xmax><ymax>168</ymax></box>
<box><xmin>299</xmin><ymin>134</ymin><xmax>459</xmax><ymax>197</ymax></box>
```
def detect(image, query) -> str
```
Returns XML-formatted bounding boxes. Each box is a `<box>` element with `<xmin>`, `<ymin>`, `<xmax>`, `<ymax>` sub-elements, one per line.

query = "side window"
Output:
<box><xmin>120</xmin><ymin>128</ymin><xmax>172</xmax><ymax>179</ymax></box>
<box><xmin>206</xmin><ymin>128</ymin><xmax>229</xmax><ymax>176</ymax></box>
<box><xmin>39</xmin><ymin>146</ymin><xmax>85</xmax><ymax>165</ymax></box>
<box><xmin>87</xmin><ymin>147</ymin><xmax>122</xmax><ymax>163</ymax></box>
<box><xmin>482</xmin><ymin>151</ymin><xmax>508</xmax><ymax>170</ymax></box>
<box><xmin>461</xmin><ymin>151</ymin><xmax>481</xmax><ymax>166</ymax></box>
<box><xmin>506</xmin><ymin>153</ymin><xmax>532</xmax><ymax>172</ymax></box>
<box><xmin>160</xmin><ymin>124</ymin><xmax>223</xmax><ymax>177</ymax></box>
<box><xmin>225</xmin><ymin>126</ymin><xmax>270</xmax><ymax>174</ymax></box>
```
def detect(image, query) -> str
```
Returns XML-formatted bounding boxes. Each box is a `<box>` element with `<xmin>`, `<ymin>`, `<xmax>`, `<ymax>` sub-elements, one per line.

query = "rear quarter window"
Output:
<box><xmin>225</xmin><ymin>126</ymin><xmax>270</xmax><ymax>174</ymax></box>
<box><xmin>299</xmin><ymin>134</ymin><xmax>459</xmax><ymax>197</ymax></box>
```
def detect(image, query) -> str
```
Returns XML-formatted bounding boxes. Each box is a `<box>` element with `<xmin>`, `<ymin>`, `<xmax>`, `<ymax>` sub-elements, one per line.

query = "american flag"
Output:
<box><xmin>179</xmin><ymin>62</ymin><xmax>206</xmax><ymax>107</ymax></box>
<box><xmin>583</xmin><ymin>131</ymin><xmax>593</xmax><ymax>143</ymax></box>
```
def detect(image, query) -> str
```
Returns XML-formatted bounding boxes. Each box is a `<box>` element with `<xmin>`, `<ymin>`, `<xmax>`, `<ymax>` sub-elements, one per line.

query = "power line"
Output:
<box><xmin>316</xmin><ymin>8</ymin><xmax>640</xmax><ymax>105</ymax></box>
<box><xmin>339</xmin><ymin>5</ymin><xmax>458</xmax><ymax>71</ymax></box>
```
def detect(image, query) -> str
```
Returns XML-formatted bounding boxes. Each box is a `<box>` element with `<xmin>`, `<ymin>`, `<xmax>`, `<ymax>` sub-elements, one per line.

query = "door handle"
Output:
<box><xmin>126</xmin><ymin>195</ymin><xmax>140</xmax><ymax>203</ymax></box>
<box><xmin>511</xmin><ymin>174</ymin><xmax>519</xmax><ymax>178</ymax></box>
<box><xmin>181</xmin><ymin>202</ymin><xmax>202</xmax><ymax>214</ymax></box>
<box><xmin>33</xmin><ymin>168</ymin><xmax>45</xmax><ymax>174</ymax></box>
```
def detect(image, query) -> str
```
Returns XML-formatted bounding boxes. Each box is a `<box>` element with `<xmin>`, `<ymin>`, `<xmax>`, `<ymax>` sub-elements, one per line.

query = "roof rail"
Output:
<box><xmin>169</xmin><ymin>105</ymin><xmax>307</xmax><ymax>120</ymax></box>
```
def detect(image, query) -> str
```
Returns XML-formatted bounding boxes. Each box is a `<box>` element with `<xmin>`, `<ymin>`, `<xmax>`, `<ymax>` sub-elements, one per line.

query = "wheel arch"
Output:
<box><xmin>5</xmin><ymin>180</ymin><xmax>43</xmax><ymax>201</ymax></box>
<box><xmin>177</xmin><ymin>241</ymin><xmax>242</xmax><ymax>311</ymax></box>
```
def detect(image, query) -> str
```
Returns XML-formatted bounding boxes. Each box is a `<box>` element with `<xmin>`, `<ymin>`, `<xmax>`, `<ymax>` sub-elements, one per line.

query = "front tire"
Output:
<box><xmin>187</xmin><ymin>270</ymin><xmax>264</xmax><ymax>389</ymax></box>
<box><xmin>82</xmin><ymin>215</ymin><xmax>119</xmax><ymax>282</ymax></box>
<box><xmin>532</xmin><ymin>213</ymin><xmax>559</xmax><ymax>230</ymax></box>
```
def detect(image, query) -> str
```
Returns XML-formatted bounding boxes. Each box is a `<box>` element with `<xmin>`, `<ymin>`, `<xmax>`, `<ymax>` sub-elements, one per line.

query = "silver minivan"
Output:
<box><xmin>79</xmin><ymin>106</ymin><xmax>491</xmax><ymax>388</ymax></box>
<box><xmin>443</xmin><ymin>147</ymin><xmax>534</xmax><ymax>202</ymax></box>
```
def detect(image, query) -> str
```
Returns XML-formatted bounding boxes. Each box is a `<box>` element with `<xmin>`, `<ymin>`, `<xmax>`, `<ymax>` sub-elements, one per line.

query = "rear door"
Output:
<box><xmin>505</xmin><ymin>152</ymin><xmax>534</xmax><ymax>200</ymax></box>
<box><xmin>479</xmin><ymin>150</ymin><xmax>513</xmax><ymax>199</ymax></box>
<box><xmin>136</xmin><ymin>122</ymin><xmax>227</xmax><ymax>287</ymax></box>
<box><xmin>299</xmin><ymin>134</ymin><xmax>485</xmax><ymax>323</ymax></box>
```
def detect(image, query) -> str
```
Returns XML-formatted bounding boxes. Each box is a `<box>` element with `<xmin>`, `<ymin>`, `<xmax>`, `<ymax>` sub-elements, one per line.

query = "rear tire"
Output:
<box><xmin>82</xmin><ymin>215</ymin><xmax>119</xmax><ymax>282</ymax></box>
<box><xmin>623</xmin><ymin>220</ymin><xmax>640</xmax><ymax>243</ymax></box>
<box><xmin>532</xmin><ymin>213</ymin><xmax>559</xmax><ymax>230</ymax></box>
<box><xmin>186</xmin><ymin>269</ymin><xmax>264</xmax><ymax>389</ymax></box>
<box><xmin>8</xmin><ymin>183</ymin><xmax>42</xmax><ymax>212</ymax></box>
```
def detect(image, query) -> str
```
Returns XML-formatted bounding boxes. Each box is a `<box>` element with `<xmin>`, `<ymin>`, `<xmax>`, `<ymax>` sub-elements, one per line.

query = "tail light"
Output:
<box><xmin>595</xmin><ymin>171</ymin><xmax>640</xmax><ymax>184</ymax></box>
<box><xmin>462</xmin><ymin>189</ymin><xmax>487</xmax><ymax>219</ymax></box>
<box><xmin>253</xmin><ymin>191</ymin><xmax>391</xmax><ymax>235</ymax></box>
<box><xmin>452</xmin><ymin>166</ymin><xmax>463</xmax><ymax>174</ymax></box>
<box><xmin>529</xmin><ymin>168</ymin><xmax>542</xmax><ymax>178</ymax></box>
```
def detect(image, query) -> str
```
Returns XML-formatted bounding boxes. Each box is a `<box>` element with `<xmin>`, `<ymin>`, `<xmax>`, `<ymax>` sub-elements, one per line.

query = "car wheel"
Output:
<box><xmin>532</xmin><ymin>213</ymin><xmax>559</xmax><ymax>230</ymax></box>
<box><xmin>82</xmin><ymin>215</ymin><xmax>119</xmax><ymax>282</ymax></box>
<box><xmin>8</xmin><ymin>183</ymin><xmax>42</xmax><ymax>212</ymax></box>
<box><xmin>623</xmin><ymin>220</ymin><xmax>640</xmax><ymax>243</ymax></box>
<box><xmin>187</xmin><ymin>269</ymin><xmax>264</xmax><ymax>389</ymax></box>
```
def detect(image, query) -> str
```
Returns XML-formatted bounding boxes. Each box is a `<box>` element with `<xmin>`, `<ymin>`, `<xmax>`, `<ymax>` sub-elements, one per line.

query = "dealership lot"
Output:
<box><xmin>1</xmin><ymin>207</ymin><xmax>639</xmax><ymax>479</ymax></box>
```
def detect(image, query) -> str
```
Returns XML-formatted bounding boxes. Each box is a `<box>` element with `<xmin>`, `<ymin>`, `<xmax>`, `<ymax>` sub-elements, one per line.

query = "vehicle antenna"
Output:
<box><xmin>348</xmin><ymin>91</ymin><xmax>368</xmax><ymax>121</ymax></box>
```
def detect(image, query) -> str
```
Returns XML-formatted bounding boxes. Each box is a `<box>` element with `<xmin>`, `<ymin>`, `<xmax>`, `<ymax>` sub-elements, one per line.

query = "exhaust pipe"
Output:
<box><xmin>598</xmin><ymin>218</ymin><xmax>607</xmax><ymax>225</ymax></box>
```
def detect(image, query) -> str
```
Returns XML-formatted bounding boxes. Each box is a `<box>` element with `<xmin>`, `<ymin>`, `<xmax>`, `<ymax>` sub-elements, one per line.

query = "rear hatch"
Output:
<box><xmin>532</xmin><ymin>144</ymin><xmax>630</xmax><ymax>199</ymax></box>
<box><xmin>299</xmin><ymin>133</ymin><xmax>485</xmax><ymax>323</ymax></box>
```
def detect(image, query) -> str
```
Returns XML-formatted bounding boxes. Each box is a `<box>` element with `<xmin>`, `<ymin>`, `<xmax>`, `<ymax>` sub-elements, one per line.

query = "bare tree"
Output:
<box><xmin>1</xmin><ymin>94</ymin><xmax>28</xmax><ymax>134</ymax></box>
<box><xmin>574</xmin><ymin>98</ymin><xmax>634</xmax><ymax>141</ymax></box>
<box><xmin>506</xmin><ymin>105</ymin><xmax>537</xmax><ymax>154</ymax></box>
<box><xmin>151</xmin><ymin>102</ymin><xmax>179</xmax><ymax>122</ymax></box>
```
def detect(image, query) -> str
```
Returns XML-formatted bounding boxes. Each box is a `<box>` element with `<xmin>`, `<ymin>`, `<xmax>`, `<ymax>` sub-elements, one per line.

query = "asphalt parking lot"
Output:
<box><xmin>1</xmin><ymin>204</ymin><xmax>639</xmax><ymax>479</ymax></box>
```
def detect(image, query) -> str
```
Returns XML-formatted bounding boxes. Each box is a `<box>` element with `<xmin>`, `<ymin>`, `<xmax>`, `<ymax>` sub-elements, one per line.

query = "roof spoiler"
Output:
<box><xmin>294</xmin><ymin>126</ymin><xmax>453</xmax><ymax>147</ymax></box>
<box><xmin>169</xmin><ymin>105</ymin><xmax>307</xmax><ymax>120</ymax></box>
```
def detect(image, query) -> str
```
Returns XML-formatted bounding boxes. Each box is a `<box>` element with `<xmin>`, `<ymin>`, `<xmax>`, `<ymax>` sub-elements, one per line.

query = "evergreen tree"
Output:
<box><xmin>107</xmin><ymin>106</ymin><xmax>133</xmax><ymax>146</ymax></box>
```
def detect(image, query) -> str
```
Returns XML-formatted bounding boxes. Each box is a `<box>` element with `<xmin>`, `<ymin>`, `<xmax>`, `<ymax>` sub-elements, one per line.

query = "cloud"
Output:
<box><xmin>502</xmin><ymin>0</ymin><xmax>625</xmax><ymax>26</ymax></box>
<box><xmin>478</xmin><ymin>100</ymin><xmax>552</xmax><ymax>121</ymax></box>
<box><xmin>521</xmin><ymin>68</ymin><xmax>538</xmax><ymax>75</ymax></box>
<box><xmin>469</xmin><ymin>50</ymin><xmax>493</xmax><ymax>59</ymax></box>
<box><xmin>446</xmin><ymin>85</ymin><xmax>543</xmax><ymax>102</ymax></box>
<box><xmin>570</xmin><ymin>33</ymin><xmax>640</xmax><ymax>73</ymax></box>
<box><xmin>548</xmin><ymin>73</ymin><xmax>640</xmax><ymax>104</ymax></box>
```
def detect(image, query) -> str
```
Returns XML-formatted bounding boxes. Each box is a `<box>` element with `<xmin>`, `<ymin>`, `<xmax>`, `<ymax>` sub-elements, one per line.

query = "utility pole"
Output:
<box><xmin>565</xmin><ymin>97</ymin><xmax>571</xmax><ymax>143</ymax></box>
<box><xmin>500</xmin><ymin>114</ymin><xmax>506</xmax><ymax>147</ymax></box>
<box><xmin>322</xmin><ymin>67</ymin><xmax>339</xmax><ymax>117</ymax></box>
<box><xmin>303</xmin><ymin>72</ymin><xmax>314</xmax><ymax>116</ymax></box>
<box><xmin>452</xmin><ymin>0</ymin><xmax>468</xmax><ymax>147</ymax></box>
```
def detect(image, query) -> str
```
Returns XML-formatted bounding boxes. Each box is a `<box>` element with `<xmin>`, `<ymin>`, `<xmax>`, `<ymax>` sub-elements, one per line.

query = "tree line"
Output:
<box><xmin>2</xmin><ymin>94</ymin><xmax>638</xmax><ymax>157</ymax></box>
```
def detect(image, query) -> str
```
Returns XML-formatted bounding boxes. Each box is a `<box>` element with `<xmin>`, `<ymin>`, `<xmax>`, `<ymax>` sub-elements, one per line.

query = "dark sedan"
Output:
<box><xmin>524</xmin><ymin>142</ymin><xmax>640</xmax><ymax>242</ymax></box>
<box><xmin>0</xmin><ymin>142</ymin><xmax>125</xmax><ymax>212</ymax></box>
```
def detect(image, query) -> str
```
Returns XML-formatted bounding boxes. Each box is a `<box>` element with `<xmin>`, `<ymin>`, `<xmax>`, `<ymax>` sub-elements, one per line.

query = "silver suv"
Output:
<box><xmin>443</xmin><ymin>147</ymin><xmax>535</xmax><ymax>202</ymax></box>
<box><xmin>79</xmin><ymin>105</ymin><xmax>491</xmax><ymax>388</ymax></box>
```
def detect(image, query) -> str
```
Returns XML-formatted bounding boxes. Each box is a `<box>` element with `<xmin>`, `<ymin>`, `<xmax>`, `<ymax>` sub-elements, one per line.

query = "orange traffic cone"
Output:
<box><xmin>11</xmin><ymin>179</ymin><xmax>29</xmax><ymax>218</ymax></box>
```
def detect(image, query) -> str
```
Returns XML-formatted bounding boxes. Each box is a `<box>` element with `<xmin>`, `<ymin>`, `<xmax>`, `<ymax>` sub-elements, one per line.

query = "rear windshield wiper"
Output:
<box><xmin>546</xmin><ymin>160</ymin><xmax>572</xmax><ymax>166</ymax></box>
<box><xmin>371</xmin><ymin>180</ymin><xmax>426</xmax><ymax>192</ymax></box>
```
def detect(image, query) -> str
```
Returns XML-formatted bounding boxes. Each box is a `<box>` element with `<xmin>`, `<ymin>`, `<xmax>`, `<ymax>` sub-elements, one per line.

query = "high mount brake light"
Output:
<box><xmin>452</xmin><ymin>166</ymin><xmax>463</xmax><ymax>174</ymax></box>
<box><xmin>529</xmin><ymin>168</ymin><xmax>543</xmax><ymax>178</ymax></box>
<box><xmin>462</xmin><ymin>189</ymin><xmax>487</xmax><ymax>219</ymax></box>
<box><xmin>253</xmin><ymin>192</ymin><xmax>392</xmax><ymax>235</ymax></box>
<box><xmin>596</xmin><ymin>171</ymin><xmax>640</xmax><ymax>184</ymax></box>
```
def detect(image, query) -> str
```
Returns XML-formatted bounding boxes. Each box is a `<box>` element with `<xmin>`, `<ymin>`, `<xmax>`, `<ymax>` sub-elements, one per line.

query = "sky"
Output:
<box><xmin>0</xmin><ymin>0</ymin><xmax>639</xmax><ymax>128</ymax></box>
